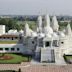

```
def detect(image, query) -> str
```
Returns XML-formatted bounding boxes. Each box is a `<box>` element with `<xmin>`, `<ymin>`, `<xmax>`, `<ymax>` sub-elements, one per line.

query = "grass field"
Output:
<box><xmin>0</xmin><ymin>53</ymin><xmax>32</xmax><ymax>64</ymax></box>
<box><xmin>65</xmin><ymin>55</ymin><xmax>72</xmax><ymax>59</ymax></box>
<box><xmin>0</xmin><ymin>40</ymin><xmax>18</xmax><ymax>44</ymax></box>
<box><xmin>64</xmin><ymin>55</ymin><xmax>72</xmax><ymax>64</ymax></box>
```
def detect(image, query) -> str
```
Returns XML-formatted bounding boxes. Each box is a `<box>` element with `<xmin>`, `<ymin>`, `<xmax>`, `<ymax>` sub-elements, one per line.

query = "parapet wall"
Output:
<box><xmin>0</xmin><ymin>44</ymin><xmax>24</xmax><ymax>53</ymax></box>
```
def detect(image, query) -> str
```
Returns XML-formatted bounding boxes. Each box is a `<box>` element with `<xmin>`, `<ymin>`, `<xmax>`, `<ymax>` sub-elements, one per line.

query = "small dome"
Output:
<box><xmin>59</xmin><ymin>32</ymin><xmax>65</xmax><ymax>37</ymax></box>
<box><xmin>53</xmin><ymin>32</ymin><xmax>58</xmax><ymax>38</ymax></box>
<box><xmin>62</xmin><ymin>29</ymin><xmax>66</xmax><ymax>33</ymax></box>
<box><xmin>8</xmin><ymin>29</ymin><xmax>18</xmax><ymax>34</ymax></box>
<box><xmin>19</xmin><ymin>29</ymin><xmax>23</xmax><ymax>33</ymax></box>
<box><xmin>31</xmin><ymin>32</ymin><xmax>37</xmax><ymax>37</ymax></box>
<box><xmin>38</xmin><ymin>33</ymin><xmax>45</xmax><ymax>38</ymax></box>
<box><xmin>44</xmin><ymin>26</ymin><xmax>53</xmax><ymax>34</ymax></box>
<box><xmin>46</xmin><ymin>33</ymin><xmax>52</xmax><ymax>38</ymax></box>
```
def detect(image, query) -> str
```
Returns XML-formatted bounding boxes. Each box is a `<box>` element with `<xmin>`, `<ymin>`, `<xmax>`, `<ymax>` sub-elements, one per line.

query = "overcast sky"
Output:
<box><xmin>0</xmin><ymin>0</ymin><xmax>72</xmax><ymax>15</ymax></box>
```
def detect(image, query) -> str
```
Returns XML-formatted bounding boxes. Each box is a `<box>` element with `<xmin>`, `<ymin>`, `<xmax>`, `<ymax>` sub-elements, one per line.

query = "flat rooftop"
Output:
<box><xmin>0</xmin><ymin>34</ymin><xmax>19</xmax><ymax>38</ymax></box>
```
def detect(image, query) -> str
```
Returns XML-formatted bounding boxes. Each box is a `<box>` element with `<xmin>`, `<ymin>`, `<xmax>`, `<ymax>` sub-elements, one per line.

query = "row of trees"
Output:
<box><xmin>13</xmin><ymin>16</ymin><xmax>37</xmax><ymax>21</ymax></box>
<box><xmin>0</xmin><ymin>18</ymin><xmax>72</xmax><ymax>32</ymax></box>
<box><xmin>58</xmin><ymin>21</ymin><xmax>72</xmax><ymax>30</ymax></box>
<box><xmin>0</xmin><ymin>18</ymin><xmax>21</xmax><ymax>32</ymax></box>
<box><xmin>0</xmin><ymin>18</ymin><xmax>37</xmax><ymax>32</ymax></box>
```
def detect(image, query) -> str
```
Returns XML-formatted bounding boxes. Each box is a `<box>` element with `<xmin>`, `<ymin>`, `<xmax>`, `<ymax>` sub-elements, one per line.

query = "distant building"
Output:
<box><xmin>0</xmin><ymin>25</ymin><xmax>5</xmax><ymax>35</ymax></box>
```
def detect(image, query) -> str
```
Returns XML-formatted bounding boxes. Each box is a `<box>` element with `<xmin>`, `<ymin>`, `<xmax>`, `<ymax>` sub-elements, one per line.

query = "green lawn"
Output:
<box><xmin>64</xmin><ymin>55</ymin><xmax>72</xmax><ymax>64</ymax></box>
<box><xmin>0</xmin><ymin>40</ymin><xmax>18</xmax><ymax>44</ymax></box>
<box><xmin>65</xmin><ymin>55</ymin><xmax>72</xmax><ymax>59</ymax></box>
<box><xmin>0</xmin><ymin>53</ymin><xmax>32</xmax><ymax>64</ymax></box>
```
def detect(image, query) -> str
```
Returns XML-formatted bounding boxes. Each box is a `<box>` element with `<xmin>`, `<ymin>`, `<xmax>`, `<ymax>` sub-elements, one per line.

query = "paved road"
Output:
<box><xmin>21</xmin><ymin>64</ymin><xmax>72</xmax><ymax>72</ymax></box>
<box><xmin>0</xmin><ymin>63</ymin><xmax>72</xmax><ymax>72</ymax></box>
<box><xmin>0</xmin><ymin>62</ymin><xmax>29</xmax><ymax>71</ymax></box>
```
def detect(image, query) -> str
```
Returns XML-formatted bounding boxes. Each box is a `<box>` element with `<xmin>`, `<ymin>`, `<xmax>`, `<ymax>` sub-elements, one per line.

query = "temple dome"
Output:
<box><xmin>31</xmin><ymin>32</ymin><xmax>37</xmax><ymax>37</ymax></box>
<box><xmin>38</xmin><ymin>33</ymin><xmax>45</xmax><ymax>38</ymax></box>
<box><xmin>53</xmin><ymin>32</ymin><xmax>58</xmax><ymax>38</ymax></box>
<box><xmin>59</xmin><ymin>32</ymin><xmax>65</xmax><ymax>37</ymax></box>
<box><xmin>19</xmin><ymin>29</ymin><xmax>23</xmax><ymax>34</ymax></box>
<box><xmin>8</xmin><ymin>29</ymin><xmax>18</xmax><ymax>34</ymax></box>
<box><xmin>46</xmin><ymin>33</ymin><xmax>52</xmax><ymax>38</ymax></box>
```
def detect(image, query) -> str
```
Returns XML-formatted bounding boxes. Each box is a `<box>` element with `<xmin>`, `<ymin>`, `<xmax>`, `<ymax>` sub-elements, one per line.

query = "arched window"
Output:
<box><xmin>5</xmin><ymin>48</ymin><xmax>9</xmax><ymax>51</ymax></box>
<box><xmin>61</xmin><ymin>42</ymin><xmax>64</xmax><ymax>44</ymax></box>
<box><xmin>17</xmin><ymin>48</ymin><xmax>20</xmax><ymax>51</ymax></box>
<box><xmin>32</xmin><ymin>41</ymin><xmax>34</xmax><ymax>44</ymax></box>
<box><xmin>0</xmin><ymin>48</ymin><xmax>3</xmax><ymax>50</ymax></box>
<box><xmin>11</xmin><ymin>48</ymin><xmax>15</xmax><ymax>51</ymax></box>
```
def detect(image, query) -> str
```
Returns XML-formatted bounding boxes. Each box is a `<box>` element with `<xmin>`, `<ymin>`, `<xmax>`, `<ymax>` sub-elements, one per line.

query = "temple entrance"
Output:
<box><xmin>41</xmin><ymin>49</ymin><xmax>55</xmax><ymax>63</ymax></box>
<box><xmin>45</xmin><ymin>41</ymin><xmax>50</xmax><ymax>47</ymax></box>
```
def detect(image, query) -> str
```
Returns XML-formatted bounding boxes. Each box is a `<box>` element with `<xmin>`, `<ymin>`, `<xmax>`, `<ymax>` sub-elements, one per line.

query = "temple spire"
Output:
<box><xmin>65</xmin><ymin>23</ymin><xmax>72</xmax><ymax>35</ymax></box>
<box><xmin>37</xmin><ymin>15</ymin><xmax>42</xmax><ymax>33</ymax></box>
<box><xmin>24</xmin><ymin>23</ymin><xmax>31</xmax><ymax>36</ymax></box>
<box><xmin>51</xmin><ymin>16</ymin><xmax>59</xmax><ymax>32</ymax></box>
<box><xmin>44</xmin><ymin>14</ymin><xmax>50</xmax><ymax>27</ymax></box>
<box><xmin>43</xmin><ymin>14</ymin><xmax>53</xmax><ymax>35</ymax></box>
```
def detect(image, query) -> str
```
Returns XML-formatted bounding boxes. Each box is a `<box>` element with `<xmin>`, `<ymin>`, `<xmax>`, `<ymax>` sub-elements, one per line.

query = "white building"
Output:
<box><xmin>0</xmin><ymin>25</ymin><xmax>5</xmax><ymax>35</ymax></box>
<box><xmin>0</xmin><ymin>14</ymin><xmax>72</xmax><ymax>64</ymax></box>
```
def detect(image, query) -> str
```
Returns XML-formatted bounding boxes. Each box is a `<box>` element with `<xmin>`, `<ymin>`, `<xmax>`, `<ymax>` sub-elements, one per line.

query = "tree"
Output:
<box><xmin>0</xmin><ymin>18</ymin><xmax>21</xmax><ymax>32</ymax></box>
<box><xmin>0</xmin><ymin>18</ymin><xmax>8</xmax><ymax>25</ymax></box>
